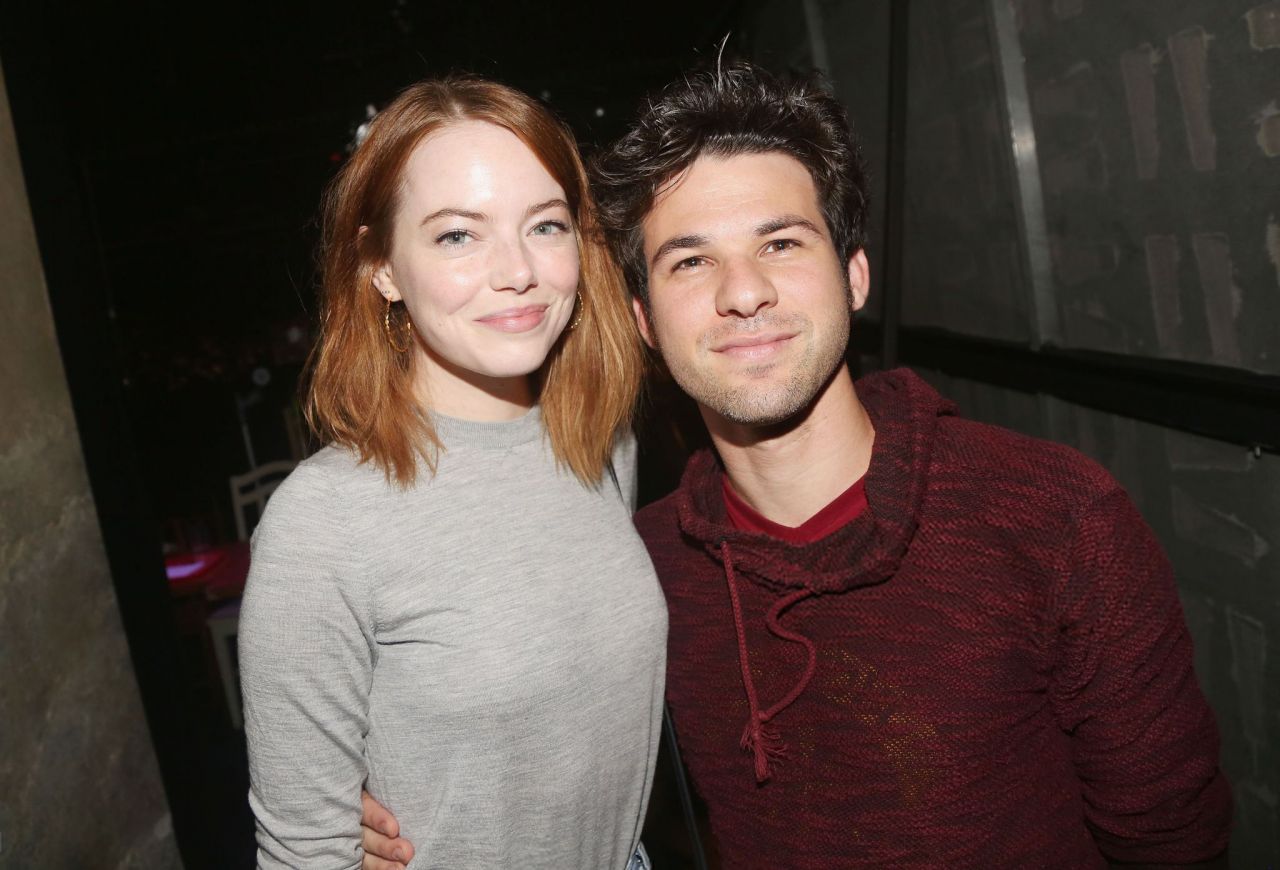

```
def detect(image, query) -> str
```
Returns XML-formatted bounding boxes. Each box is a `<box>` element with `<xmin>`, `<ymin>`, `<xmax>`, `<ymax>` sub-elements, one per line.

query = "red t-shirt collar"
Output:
<box><xmin>721</xmin><ymin>473</ymin><xmax>868</xmax><ymax>545</ymax></box>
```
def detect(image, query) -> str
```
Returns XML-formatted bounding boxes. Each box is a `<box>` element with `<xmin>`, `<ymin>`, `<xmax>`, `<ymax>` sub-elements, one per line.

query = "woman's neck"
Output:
<box><xmin>413</xmin><ymin>353</ymin><xmax>535</xmax><ymax>422</ymax></box>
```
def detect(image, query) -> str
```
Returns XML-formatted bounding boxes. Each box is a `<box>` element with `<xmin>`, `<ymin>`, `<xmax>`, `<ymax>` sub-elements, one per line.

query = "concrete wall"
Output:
<box><xmin>900</xmin><ymin>0</ymin><xmax>1280</xmax><ymax>372</ymax></box>
<box><xmin>0</xmin><ymin>61</ymin><xmax>181</xmax><ymax>868</ymax></box>
<box><xmin>1014</xmin><ymin>0</ymin><xmax>1280</xmax><ymax>372</ymax></box>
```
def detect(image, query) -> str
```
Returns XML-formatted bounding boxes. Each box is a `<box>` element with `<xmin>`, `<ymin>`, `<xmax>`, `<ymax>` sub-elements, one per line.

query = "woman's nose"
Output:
<box><xmin>490</xmin><ymin>237</ymin><xmax>536</xmax><ymax>293</ymax></box>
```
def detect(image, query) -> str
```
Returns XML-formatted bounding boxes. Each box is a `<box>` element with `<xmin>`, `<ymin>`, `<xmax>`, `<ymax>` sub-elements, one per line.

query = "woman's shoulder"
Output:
<box><xmin>253</xmin><ymin>447</ymin><xmax>384</xmax><ymax>545</ymax></box>
<box><xmin>241</xmin><ymin>451</ymin><xmax>382</xmax><ymax>640</ymax></box>
<box><xmin>298</xmin><ymin>443</ymin><xmax>381</xmax><ymax>477</ymax></box>
<box><xmin>283</xmin><ymin>445</ymin><xmax>391</xmax><ymax>497</ymax></box>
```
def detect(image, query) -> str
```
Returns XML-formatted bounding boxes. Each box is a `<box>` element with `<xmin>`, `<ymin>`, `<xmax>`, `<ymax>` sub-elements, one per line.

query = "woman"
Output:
<box><xmin>239</xmin><ymin>77</ymin><xmax>667</xmax><ymax>870</ymax></box>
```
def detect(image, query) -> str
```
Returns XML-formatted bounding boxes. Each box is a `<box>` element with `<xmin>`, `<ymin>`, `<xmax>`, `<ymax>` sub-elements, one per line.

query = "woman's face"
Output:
<box><xmin>373</xmin><ymin>120</ymin><xmax>580</xmax><ymax>418</ymax></box>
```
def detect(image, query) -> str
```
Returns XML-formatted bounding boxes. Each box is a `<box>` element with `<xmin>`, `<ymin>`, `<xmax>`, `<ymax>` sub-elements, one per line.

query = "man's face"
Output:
<box><xmin>635</xmin><ymin>152</ymin><xmax>868</xmax><ymax>427</ymax></box>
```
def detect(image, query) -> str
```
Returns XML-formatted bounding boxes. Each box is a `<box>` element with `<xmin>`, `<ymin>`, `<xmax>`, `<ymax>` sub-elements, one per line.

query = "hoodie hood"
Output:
<box><xmin>674</xmin><ymin>368</ymin><xmax>956</xmax><ymax>594</ymax></box>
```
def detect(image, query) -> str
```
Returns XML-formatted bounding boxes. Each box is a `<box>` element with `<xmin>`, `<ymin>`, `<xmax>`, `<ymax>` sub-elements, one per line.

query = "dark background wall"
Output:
<box><xmin>1017</xmin><ymin>0</ymin><xmax>1280</xmax><ymax>371</ymax></box>
<box><xmin>0</xmin><ymin>60</ymin><xmax>181</xmax><ymax>869</ymax></box>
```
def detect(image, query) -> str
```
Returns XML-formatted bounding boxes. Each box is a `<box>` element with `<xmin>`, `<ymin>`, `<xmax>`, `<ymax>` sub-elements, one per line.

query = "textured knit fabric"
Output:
<box><xmin>240</xmin><ymin>408</ymin><xmax>667</xmax><ymax>870</ymax></box>
<box><xmin>636</xmin><ymin>368</ymin><xmax>1231</xmax><ymax>869</ymax></box>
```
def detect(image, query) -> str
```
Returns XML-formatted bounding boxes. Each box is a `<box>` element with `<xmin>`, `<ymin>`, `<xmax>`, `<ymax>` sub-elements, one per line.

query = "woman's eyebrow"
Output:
<box><xmin>420</xmin><ymin>207</ymin><xmax>486</xmax><ymax>226</ymax></box>
<box><xmin>523</xmin><ymin>198</ymin><xmax>570</xmax><ymax>220</ymax></box>
<box><xmin>418</xmin><ymin>199</ymin><xmax>568</xmax><ymax>226</ymax></box>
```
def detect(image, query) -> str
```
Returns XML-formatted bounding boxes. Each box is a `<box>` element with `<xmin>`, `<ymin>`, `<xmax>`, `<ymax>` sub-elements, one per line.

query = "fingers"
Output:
<box><xmin>360</xmin><ymin>818</ymin><xmax>414</xmax><ymax>864</ymax></box>
<box><xmin>361</xmin><ymin>849</ymin><xmax>409</xmax><ymax>870</ymax></box>
<box><xmin>360</xmin><ymin>790</ymin><xmax>414</xmax><ymax>869</ymax></box>
<box><xmin>361</xmin><ymin>824</ymin><xmax>414</xmax><ymax>866</ymax></box>
<box><xmin>361</xmin><ymin>790</ymin><xmax>399</xmax><ymax>838</ymax></box>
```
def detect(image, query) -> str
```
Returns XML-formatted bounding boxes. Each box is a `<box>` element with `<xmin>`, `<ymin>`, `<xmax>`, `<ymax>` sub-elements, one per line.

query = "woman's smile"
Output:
<box><xmin>474</xmin><ymin>304</ymin><xmax>550</xmax><ymax>333</ymax></box>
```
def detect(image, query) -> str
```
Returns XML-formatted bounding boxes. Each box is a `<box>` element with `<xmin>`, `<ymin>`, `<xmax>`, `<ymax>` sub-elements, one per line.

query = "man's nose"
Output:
<box><xmin>715</xmin><ymin>257</ymin><xmax>778</xmax><ymax>318</ymax></box>
<box><xmin>490</xmin><ymin>237</ymin><xmax>537</xmax><ymax>293</ymax></box>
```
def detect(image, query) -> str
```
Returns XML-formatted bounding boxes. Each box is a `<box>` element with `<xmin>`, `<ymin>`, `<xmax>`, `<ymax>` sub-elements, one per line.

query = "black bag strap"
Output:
<box><xmin>607</xmin><ymin>458</ymin><xmax>623</xmax><ymax>502</ymax></box>
<box><xmin>663</xmin><ymin>706</ymin><xmax>708</xmax><ymax>868</ymax></box>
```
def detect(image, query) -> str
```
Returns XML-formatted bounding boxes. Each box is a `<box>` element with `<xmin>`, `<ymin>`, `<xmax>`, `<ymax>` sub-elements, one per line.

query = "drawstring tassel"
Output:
<box><xmin>741</xmin><ymin>716</ymin><xmax>787</xmax><ymax>783</ymax></box>
<box><xmin>720</xmin><ymin>540</ymin><xmax>817</xmax><ymax>784</ymax></box>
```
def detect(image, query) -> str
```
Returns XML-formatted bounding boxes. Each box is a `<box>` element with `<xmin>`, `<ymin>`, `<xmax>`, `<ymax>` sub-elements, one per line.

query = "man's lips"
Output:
<box><xmin>475</xmin><ymin>304</ymin><xmax>549</xmax><ymax>333</ymax></box>
<box><xmin>711</xmin><ymin>332</ymin><xmax>797</xmax><ymax>357</ymax></box>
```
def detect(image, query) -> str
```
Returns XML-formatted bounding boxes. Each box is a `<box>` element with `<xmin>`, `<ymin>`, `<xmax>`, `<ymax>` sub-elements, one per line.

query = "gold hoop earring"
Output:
<box><xmin>383</xmin><ymin>297</ymin><xmax>413</xmax><ymax>353</ymax></box>
<box><xmin>568</xmin><ymin>290</ymin><xmax>584</xmax><ymax>332</ymax></box>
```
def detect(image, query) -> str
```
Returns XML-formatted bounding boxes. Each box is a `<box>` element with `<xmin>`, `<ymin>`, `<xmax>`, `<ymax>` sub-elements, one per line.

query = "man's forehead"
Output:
<box><xmin>651</xmin><ymin>150</ymin><xmax>814</xmax><ymax>197</ymax></box>
<box><xmin>641</xmin><ymin>151</ymin><xmax>822</xmax><ymax>246</ymax></box>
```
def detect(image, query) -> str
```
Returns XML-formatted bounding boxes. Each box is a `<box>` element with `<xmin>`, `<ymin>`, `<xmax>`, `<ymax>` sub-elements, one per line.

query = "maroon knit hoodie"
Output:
<box><xmin>636</xmin><ymin>369</ymin><xmax>1231</xmax><ymax>868</ymax></box>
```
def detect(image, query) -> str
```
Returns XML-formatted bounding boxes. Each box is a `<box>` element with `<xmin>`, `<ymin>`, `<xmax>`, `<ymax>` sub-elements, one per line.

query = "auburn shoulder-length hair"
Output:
<box><xmin>305</xmin><ymin>77</ymin><xmax>644</xmax><ymax>487</ymax></box>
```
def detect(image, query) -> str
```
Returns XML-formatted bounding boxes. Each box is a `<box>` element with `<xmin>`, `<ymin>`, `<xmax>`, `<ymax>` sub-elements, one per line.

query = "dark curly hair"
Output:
<box><xmin>591</xmin><ymin>61</ymin><xmax>870</xmax><ymax>302</ymax></box>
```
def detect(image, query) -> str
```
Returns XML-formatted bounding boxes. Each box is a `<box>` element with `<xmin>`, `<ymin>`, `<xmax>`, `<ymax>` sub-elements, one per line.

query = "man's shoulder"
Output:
<box><xmin>937</xmin><ymin>415</ymin><xmax>1122</xmax><ymax>508</ymax></box>
<box><xmin>634</xmin><ymin>490</ymin><xmax>681</xmax><ymax>546</ymax></box>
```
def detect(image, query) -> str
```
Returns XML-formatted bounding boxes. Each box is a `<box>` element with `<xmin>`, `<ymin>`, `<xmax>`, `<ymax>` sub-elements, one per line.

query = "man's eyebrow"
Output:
<box><xmin>524</xmin><ymin>198</ymin><xmax>570</xmax><ymax>220</ymax></box>
<box><xmin>420</xmin><ymin>207</ymin><xmax>486</xmax><ymax>226</ymax></box>
<box><xmin>755</xmin><ymin>215</ymin><xmax>825</xmax><ymax>237</ymax></box>
<box><xmin>650</xmin><ymin>234</ymin><xmax>709</xmax><ymax>268</ymax></box>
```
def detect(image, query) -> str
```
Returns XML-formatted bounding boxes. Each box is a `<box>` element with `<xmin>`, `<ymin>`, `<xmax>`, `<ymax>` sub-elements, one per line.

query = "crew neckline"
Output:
<box><xmin>429</xmin><ymin>405</ymin><xmax>543</xmax><ymax>450</ymax></box>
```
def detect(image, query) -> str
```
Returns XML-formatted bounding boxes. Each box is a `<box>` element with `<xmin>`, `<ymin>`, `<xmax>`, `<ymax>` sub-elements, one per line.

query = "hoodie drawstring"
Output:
<box><xmin>720</xmin><ymin>540</ymin><xmax>817</xmax><ymax>783</ymax></box>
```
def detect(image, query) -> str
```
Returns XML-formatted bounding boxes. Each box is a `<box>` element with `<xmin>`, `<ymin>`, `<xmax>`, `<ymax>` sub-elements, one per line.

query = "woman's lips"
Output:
<box><xmin>475</xmin><ymin>305</ymin><xmax>549</xmax><ymax>333</ymax></box>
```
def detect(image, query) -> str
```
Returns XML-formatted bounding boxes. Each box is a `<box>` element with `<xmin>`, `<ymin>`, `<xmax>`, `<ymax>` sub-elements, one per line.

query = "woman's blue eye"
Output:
<box><xmin>437</xmin><ymin>230</ymin><xmax>469</xmax><ymax>245</ymax></box>
<box><xmin>532</xmin><ymin>220</ymin><xmax>569</xmax><ymax>236</ymax></box>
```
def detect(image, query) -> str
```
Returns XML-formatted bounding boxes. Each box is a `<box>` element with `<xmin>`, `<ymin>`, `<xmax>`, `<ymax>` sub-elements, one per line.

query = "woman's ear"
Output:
<box><xmin>371</xmin><ymin>262</ymin><xmax>401</xmax><ymax>303</ymax></box>
<box><xmin>361</xmin><ymin>225</ymin><xmax>401</xmax><ymax>303</ymax></box>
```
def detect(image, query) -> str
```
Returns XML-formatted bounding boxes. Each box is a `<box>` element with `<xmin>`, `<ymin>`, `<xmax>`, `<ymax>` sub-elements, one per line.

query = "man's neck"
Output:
<box><xmin>703</xmin><ymin>367</ymin><xmax>875</xmax><ymax>527</ymax></box>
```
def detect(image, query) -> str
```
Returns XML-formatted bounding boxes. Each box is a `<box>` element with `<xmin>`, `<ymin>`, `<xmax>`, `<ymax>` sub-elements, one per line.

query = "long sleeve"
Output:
<box><xmin>239</xmin><ymin>465</ymin><xmax>376</xmax><ymax>869</ymax></box>
<box><xmin>1050</xmin><ymin>488</ymin><xmax>1232</xmax><ymax>865</ymax></box>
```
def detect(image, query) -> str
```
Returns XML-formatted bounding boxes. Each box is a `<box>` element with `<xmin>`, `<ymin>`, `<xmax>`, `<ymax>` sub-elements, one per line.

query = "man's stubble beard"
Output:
<box><xmin>655</xmin><ymin>306</ymin><xmax>852</xmax><ymax>427</ymax></box>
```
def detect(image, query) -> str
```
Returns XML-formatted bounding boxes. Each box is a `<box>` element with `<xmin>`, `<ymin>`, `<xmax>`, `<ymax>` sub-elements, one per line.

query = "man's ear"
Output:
<box><xmin>847</xmin><ymin>248</ymin><xmax>870</xmax><ymax>313</ymax></box>
<box><xmin>631</xmin><ymin>296</ymin><xmax>656</xmax><ymax>349</ymax></box>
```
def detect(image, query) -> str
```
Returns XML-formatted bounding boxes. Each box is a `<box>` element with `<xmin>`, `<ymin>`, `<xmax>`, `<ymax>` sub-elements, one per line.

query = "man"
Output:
<box><xmin>362</xmin><ymin>63</ymin><xmax>1231</xmax><ymax>868</ymax></box>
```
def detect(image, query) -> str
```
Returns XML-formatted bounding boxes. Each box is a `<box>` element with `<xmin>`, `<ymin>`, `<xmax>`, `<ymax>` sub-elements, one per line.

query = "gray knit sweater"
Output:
<box><xmin>239</xmin><ymin>408</ymin><xmax>667</xmax><ymax>869</ymax></box>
